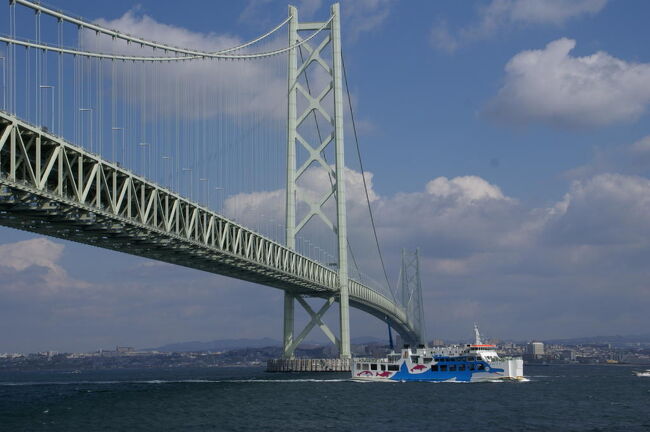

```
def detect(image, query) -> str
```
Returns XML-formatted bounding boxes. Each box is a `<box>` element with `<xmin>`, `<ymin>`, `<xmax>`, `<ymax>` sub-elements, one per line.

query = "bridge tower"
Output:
<box><xmin>283</xmin><ymin>3</ymin><xmax>350</xmax><ymax>359</ymax></box>
<box><xmin>398</xmin><ymin>249</ymin><xmax>426</xmax><ymax>345</ymax></box>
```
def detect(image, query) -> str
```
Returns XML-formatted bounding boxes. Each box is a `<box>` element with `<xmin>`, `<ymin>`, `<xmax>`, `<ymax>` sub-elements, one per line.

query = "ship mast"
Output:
<box><xmin>474</xmin><ymin>323</ymin><xmax>483</xmax><ymax>345</ymax></box>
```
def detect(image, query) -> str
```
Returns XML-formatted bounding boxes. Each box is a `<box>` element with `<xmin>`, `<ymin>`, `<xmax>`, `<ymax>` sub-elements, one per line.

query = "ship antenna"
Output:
<box><xmin>474</xmin><ymin>323</ymin><xmax>482</xmax><ymax>345</ymax></box>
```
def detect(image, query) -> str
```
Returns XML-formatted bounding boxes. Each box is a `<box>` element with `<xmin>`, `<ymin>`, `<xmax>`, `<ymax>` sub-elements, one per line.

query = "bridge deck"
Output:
<box><xmin>0</xmin><ymin>112</ymin><xmax>417</xmax><ymax>342</ymax></box>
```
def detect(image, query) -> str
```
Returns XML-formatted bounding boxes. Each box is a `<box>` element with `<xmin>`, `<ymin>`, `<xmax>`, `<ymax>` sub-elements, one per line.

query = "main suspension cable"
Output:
<box><xmin>15</xmin><ymin>0</ymin><xmax>292</xmax><ymax>56</ymax></box>
<box><xmin>342</xmin><ymin>52</ymin><xmax>396</xmax><ymax>302</ymax></box>
<box><xmin>0</xmin><ymin>18</ymin><xmax>330</xmax><ymax>62</ymax></box>
<box><xmin>6</xmin><ymin>0</ymin><xmax>333</xmax><ymax>61</ymax></box>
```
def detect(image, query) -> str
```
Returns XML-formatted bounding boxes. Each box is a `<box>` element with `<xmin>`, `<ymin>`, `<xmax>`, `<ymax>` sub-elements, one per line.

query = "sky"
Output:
<box><xmin>1</xmin><ymin>0</ymin><xmax>650</xmax><ymax>353</ymax></box>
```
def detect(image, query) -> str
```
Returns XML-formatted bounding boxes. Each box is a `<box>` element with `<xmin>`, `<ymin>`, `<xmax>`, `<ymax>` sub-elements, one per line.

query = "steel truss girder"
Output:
<box><xmin>0</xmin><ymin>112</ymin><xmax>417</xmax><ymax>342</ymax></box>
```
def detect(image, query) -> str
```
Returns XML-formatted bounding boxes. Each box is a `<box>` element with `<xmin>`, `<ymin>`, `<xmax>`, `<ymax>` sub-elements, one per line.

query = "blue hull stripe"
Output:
<box><xmin>389</xmin><ymin>362</ymin><xmax>504</xmax><ymax>382</ymax></box>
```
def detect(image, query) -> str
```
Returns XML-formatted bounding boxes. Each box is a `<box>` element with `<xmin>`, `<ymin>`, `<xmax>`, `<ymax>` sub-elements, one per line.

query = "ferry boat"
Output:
<box><xmin>352</xmin><ymin>325</ymin><xmax>524</xmax><ymax>382</ymax></box>
<box><xmin>633</xmin><ymin>369</ymin><xmax>650</xmax><ymax>377</ymax></box>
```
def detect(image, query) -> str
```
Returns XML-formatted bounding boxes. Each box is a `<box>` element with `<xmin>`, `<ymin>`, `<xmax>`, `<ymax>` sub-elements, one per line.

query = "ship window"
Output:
<box><xmin>467</xmin><ymin>357</ymin><xmax>474</xmax><ymax>361</ymax></box>
<box><xmin>363</xmin><ymin>363</ymin><xmax>369</xmax><ymax>370</ymax></box>
<box><xmin>388</xmin><ymin>365</ymin><xmax>399</xmax><ymax>371</ymax></box>
<box><xmin>424</xmin><ymin>357</ymin><xmax>432</xmax><ymax>364</ymax></box>
<box><xmin>356</xmin><ymin>363</ymin><xmax>361</xmax><ymax>369</ymax></box>
<box><xmin>381</xmin><ymin>364</ymin><xmax>386</xmax><ymax>371</ymax></box>
<box><xmin>411</xmin><ymin>356</ymin><xmax>419</xmax><ymax>363</ymax></box>
<box><xmin>459</xmin><ymin>365</ymin><xmax>466</xmax><ymax>371</ymax></box>
<box><xmin>449</xmin><ymin>365</ymin><xmax>456</xmax><ymax>371</ymax></box>
<box><xmin>431</xmin><ymin>365</ymin><xmax>439</xmax><ymax>372</ymax></box>
<box><xmin>478</xmin><ymin>364</ymin><xmax>485</xmax><ymax>370</ymax></box>
<box><xmin>371</xmin><ymin>364</ymin><xmax>377</xmax><ymax>371</ymax></box>
<box><xmin>469</xmin><ymin>364</ymin><xmax>475</xmax><ymax>371</ymax></box>
<box><xmin>440</xmin><ymin>365</ymin><xmax>447</xmax><ymax>372</ymax></box>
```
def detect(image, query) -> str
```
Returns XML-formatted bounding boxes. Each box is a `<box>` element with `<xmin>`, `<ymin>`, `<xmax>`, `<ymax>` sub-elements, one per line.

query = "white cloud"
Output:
<box><xmin>225</xmin><ymin>169</ymin><xmax>518</xmax><ymax>260</ymax></box>
<box><xmin>0</xmin><ymin>238</ymin><xmax>89</xmax><ymax>292</ymax></box>
<box><xmin>0</xmin><ymin>238</ymin><xmax>63</xmax><ymax>273</ymax></box>
<box><xmin>425</xmin><ymin>176</ymin><xmax>506</xmax><ymax>202</ymax></box>
<box><xmin>298</xmin><ymin>0</ymin><xmax>324</xmax><ymax>19</ymax></box>
<box><xmin>430</xmin><ymin>19</ymin><xmax>459</xmax><ymax>54</ymax></box>
<box><xmin>546</xmin><ymin>173</ymin><xmax>650</xmax><ymax>246</ymax></box>
<box><xmin>485</xmin><ymin>38</ymin><xmax>650</xmax><ymax>128</ymax></box>
<box><xmin>0</xmin><ymin>233</ymin><xmax>286</xmax><ymax>352</ymax></box>
<box><xmin>343</xmin><ymin>0</ymin><xmax>394</xmax><ymax>40</ymax></box>
<box><xmin>629</xmin><ymin>136</ymin><xmax>650</xmax><ymax>154</ymax></box>
<box><xmin>488</xmin><ymin>0</ymin><xmax>607</xmax><ymax>26</ymax></box>
<box><xmin>504</xmin><ymin>0</ymin><xmax>607</xmax><ymax>25</ymax></box>
<box><xmin>566</xmin><ymin>135</ymin><xmax>650</xmax><ymax>179</ymax></box>
<box><xmin>222</xmin><ymin>167</ymin><xmax>650</xmax><ymax>339</ymax></box>
<box><xmin>431</xmin><ymin>0</ymin><xmax>607</xmax><ymax>53</ymax></box>
<box><xmin>239</xmin><ymin>0</ymin><xmax>274</xmax><ymax>25</ymax></box>
<box><xmin>94</xmin><ymin>11</ymin><xmax>241</xmax><ymax>52</ymax></box>
<box><xmin>239</xmin><ymin>0</ymin><xmax>323</xmax><ymax>25</ymax></box>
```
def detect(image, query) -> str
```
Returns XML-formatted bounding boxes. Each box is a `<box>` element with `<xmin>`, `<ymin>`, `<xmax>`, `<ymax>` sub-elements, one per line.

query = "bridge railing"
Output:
<box><xmin>349</xmin><ymin>279</ymin><xmax>408</xmax><ymax>325</ymax></box>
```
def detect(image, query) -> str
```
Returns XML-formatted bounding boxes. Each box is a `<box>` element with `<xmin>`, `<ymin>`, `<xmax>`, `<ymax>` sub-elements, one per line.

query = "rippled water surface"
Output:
<box><xmin>1</xmin><ymin>365</ymin><xmax>648</xmax><ymax>431</ymax></box>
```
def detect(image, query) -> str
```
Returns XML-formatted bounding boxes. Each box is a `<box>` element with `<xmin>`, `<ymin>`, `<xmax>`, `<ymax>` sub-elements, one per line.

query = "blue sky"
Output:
<box><xmin>1</xmin><ymin>0</ymin><xmax>650</xmax><ymax>353</ymax></box>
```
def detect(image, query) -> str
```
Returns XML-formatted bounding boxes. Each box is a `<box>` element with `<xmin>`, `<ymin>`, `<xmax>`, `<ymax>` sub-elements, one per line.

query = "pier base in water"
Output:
<box><xmin>266</xmin><ymin>358</ymin><xmax>351</xmax><ymax>372</ymax></box>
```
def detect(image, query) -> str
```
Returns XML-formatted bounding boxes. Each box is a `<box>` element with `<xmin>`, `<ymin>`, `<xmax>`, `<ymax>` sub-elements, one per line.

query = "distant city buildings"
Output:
<box><xmin>525</xmin><ymin>342</ymin><xmax>545</xmax><ymax>361</ymax></box>
<box><xmin>0</xmin><ymin>339</ymin><xmax>649</xmax><ymax>370</ymax></box>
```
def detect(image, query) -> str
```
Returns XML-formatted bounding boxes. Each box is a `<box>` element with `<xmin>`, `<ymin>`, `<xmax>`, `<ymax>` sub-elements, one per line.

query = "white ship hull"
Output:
<box><xmin>351</xmin><ymin>326</ymin><xmax>524</xmax><ymax>383</ymax></box>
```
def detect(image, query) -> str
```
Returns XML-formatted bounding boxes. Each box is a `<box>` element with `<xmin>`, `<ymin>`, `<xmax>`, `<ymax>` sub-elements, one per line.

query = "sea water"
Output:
<box><xmin>1</xmin><ymin>364</ymin><xmax>648</xmax><ymax>431</ymax></box>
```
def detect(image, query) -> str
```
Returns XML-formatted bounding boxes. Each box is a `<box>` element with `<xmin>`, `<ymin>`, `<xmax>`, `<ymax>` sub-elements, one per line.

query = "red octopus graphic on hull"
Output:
<box><xmin>356</xmin><ymin>370</ymin><xmax>373</xmax><ymax>377</ymax></box>
<box><xmin>410</xmin><ymin>364</ymin><xmax>428</xmax><ymax>372</ymax></box>
<box><xmin>375</xmin><ymin>371</ymin><xmax>392</xmax><ymax>377</ymax></box>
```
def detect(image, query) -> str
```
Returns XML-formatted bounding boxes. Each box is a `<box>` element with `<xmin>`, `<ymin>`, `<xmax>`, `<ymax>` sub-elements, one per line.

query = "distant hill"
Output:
<box><xmin>144</xmin><ymin>334</ymin><xmax>650</xmax><ymax>353</ymax></box>
<box><xmin>542</xmin><ymin>334</ymin><xmax>650</xmax><ymax>346</ymax></box>
<box><xmin>145</xmin><ymin>337</ymin><xmax>281</xmax><ymax>353</ymax></box>
<box><xmin>145</xmin><ymin>336</ymin><xmax>389</xmax><ymax>353</ymax></box>
<box><xmin>351</xmin><ymin>336</ymin><xmax>387</xmax><ymax>344</ymax></box>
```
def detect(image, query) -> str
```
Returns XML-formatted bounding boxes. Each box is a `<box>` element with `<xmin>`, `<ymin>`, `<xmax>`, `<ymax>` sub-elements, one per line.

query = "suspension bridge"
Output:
<box><xmin>0</xmin><ymin>0</ymin><xmax>425</xmax><ymax>361</ymax></box>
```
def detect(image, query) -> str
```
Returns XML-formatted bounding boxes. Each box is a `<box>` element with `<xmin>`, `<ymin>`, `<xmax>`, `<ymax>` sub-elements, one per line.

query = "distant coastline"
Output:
<box><xmin>1</xmin><ymin>334</ymin><xmax>649</xmax><ymax>372</ymax></box>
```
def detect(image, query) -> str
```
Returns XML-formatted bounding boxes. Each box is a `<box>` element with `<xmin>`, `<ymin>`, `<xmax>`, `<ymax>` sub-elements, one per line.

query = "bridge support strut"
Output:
<box><xmin>284</xmin><ymin>296</ymin><xmax>339</xmax><ymax>356</ymax></box>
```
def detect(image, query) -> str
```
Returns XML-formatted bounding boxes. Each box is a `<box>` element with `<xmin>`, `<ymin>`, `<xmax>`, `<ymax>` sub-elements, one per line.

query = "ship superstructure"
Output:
<box><xmin>352</xmin><ymin>325</ymin><xmax>524</xmax><ymax>382</ymax></box>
